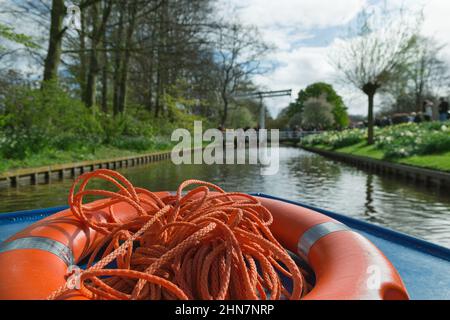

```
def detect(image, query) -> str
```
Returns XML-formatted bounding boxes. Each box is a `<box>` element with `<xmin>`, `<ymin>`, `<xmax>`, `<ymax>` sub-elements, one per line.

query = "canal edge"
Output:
<box><xmin>301</xmin><ymin>146</ymin><xmax>450</xmax><ymax>189</ymax></box>
<box><xmin>0</xmin><ymin>148</ymin><xmax>203</xmax><ymax>189</ymax></box>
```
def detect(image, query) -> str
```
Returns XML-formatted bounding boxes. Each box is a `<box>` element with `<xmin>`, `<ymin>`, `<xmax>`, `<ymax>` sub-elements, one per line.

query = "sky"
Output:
<box><xmin>2</xmin><ymin>0</ymin><xmax>450</xmax><ymax>118</ymax></box>
<box><xmin>223</xmin><ymin>0</ymin><xmax>450</xmax><ymax>117</ymax></box>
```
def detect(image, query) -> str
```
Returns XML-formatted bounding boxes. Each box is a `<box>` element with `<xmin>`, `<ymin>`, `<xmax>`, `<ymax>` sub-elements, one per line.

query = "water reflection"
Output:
<box><xmin>0</xmin><ymin>147</ymin><xmax>449</xmax><ymax>247</ymax></box>
<box><xmin>364</xmin><ymin>174</ymin><xmax>376</xmax><ymax>221</ymax></box>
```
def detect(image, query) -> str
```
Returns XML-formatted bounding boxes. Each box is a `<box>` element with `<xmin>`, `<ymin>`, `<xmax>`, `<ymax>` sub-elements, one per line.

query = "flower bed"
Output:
<box><xmin>302</xmin><ymin>122</ymin><xmax>450</xmax><ymax>160</ymax></box>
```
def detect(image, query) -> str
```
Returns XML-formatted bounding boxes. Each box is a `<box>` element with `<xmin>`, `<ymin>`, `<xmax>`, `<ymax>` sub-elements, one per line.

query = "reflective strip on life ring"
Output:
<box><xmin>297</xmin><ymin>222</ymin><xmax>351</xmax><ymax>259</ymax></box>
<box><xmin>0</xmin><ymin>237</ymin><xmax>74</xmax><ymax>266</ymax></box>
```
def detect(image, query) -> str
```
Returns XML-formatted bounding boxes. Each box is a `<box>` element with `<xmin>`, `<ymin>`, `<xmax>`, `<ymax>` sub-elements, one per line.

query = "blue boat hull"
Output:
<box><xmin>1</xmin><ymin>195</ymin><xmax>449</xmax><ymax>300</ymax></box>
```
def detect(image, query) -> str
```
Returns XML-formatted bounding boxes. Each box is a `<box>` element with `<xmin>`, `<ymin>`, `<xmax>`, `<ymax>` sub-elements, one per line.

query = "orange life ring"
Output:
<box><xmin>0</xmin><ymin>193</ymin><xmax>408</xmax><ymax>300</ymax></box>
<box><xmin>257</xmin><ymin>197</ymin><xmax>409</xmax><ymax>300</ymax></box>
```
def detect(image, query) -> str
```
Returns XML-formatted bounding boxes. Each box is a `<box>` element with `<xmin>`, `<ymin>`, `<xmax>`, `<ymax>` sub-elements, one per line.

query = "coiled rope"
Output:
<box><xmin>48</xmin><ymin>169</ymin><xmax>309</xmax><ymax>300</ymax></box>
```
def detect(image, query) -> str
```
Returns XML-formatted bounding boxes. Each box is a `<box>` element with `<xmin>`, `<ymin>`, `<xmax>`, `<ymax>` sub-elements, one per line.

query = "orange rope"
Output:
<box><xmin>48</xmin><ymin>169</ymin><xmax>309</xmax><ymax>300</ymax></box>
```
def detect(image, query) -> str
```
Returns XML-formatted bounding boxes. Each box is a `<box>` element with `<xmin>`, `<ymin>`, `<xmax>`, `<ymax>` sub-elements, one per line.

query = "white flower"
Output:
<box><xmin>441</xmin><ymin>125</ymin><xmax>448</xmax><ymax>132</ymax></box>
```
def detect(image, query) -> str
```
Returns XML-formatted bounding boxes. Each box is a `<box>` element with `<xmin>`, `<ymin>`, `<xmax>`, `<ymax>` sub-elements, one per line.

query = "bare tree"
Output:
<box><xmin>331</xmin><ymin>7</ymin><xmax>420</xmax><ymax>144</ymax></box>
<box><xmin>382</xmin><ymin>37</ymin><xmax>449</xmax><ymax>114</ymax></box>
<box><xmin>214</xmin><ymin>23</ymin><xmax>270</xmax><ymax>126</ymax></box>
<box><xmin>83</xmin><ymin>0</ymin><xmax>113</xmax><ymax>107</ymax></box>
<box><xmin>409</xmin><ymin>37</ymin><xmax>449</xmax><ymax>111</ymax></box>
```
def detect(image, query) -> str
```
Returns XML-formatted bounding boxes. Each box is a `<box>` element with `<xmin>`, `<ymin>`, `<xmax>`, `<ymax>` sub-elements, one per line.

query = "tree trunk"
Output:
<box><xmin>146</xmin><ymin>55</ymin><xmax>154</xmax><ymax>112</ymax></box>
<box><xmin>118</xmin><ymin>3</ymin><xmax>137</xmax><ymax>114</ymax></box>
<box><xmin>78</xmin><ymin>8</ymin><xmax>87</xmax><ymax>98</ymax></box>
<box><xmin>155</xmin><ymin>70</ymin><xmax>161</xmax><ymax>117</ymax></box>
<box><xmin>221</xmin><ymin>93</ymin><xmax>228</xmax><ymax>127</ymax></box>
<box><xmin>155</xmin><ymin>0</ymin><xmax>169</xmax><ymax>118</ymax></box>
<box><xmin>367</xmin><ymin>92</ymin><xmax>375</xmax><ymax>145</ymax></box>
<box><xmin>363</xmin><ymin>82</ymin><xmax>379</xmax><ymax>145</ymax></box>
<box><xmin>85</xmin><ymin>1</ymin><xmax>113</xmax><ymax>108</ymax></box>
<box><xmin>113</xmin><ymin>5</ymin><xmax>125</xmax><ymax>116</ymax></box>
<box><xmin>101</xmin><ymin>37</ymin><xmax>108</xmax><ymax>113</ymax></box>
<box><xmin>84</xmin><ymin>1</ymin><xmax>99</xmax><ymax>107</ymax></box>
<box><xmin>43</xmin><ymin>0</ymin><xmax>66</xmax><ymax>82</ymax></box>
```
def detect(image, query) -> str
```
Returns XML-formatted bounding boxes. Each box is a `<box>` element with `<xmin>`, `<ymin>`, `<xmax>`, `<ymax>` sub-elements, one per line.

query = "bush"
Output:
<box><xmin>0</xmin><ymin>83</ymin><xmax>102</xmax><ymax>159</ymax></box>
<box><xmin>110</xmin><ymin>136</ymin><xmax>154</xmax><ymax>151</ymax></box>
<box><xmin>302</xmin><ymin>96</ymin><xmax>335</xmax><ymax>129</ymax></box>
<box><xmin>379</xmin><ymin>123</ymin><xmax>450</xmax><ymax>158</ymax></box>
<box><xmin>302</xmin><ymin>129</ymin><xmax>365</xmax><ymax>149</ymax></box>
<box><xmin>0</xmin><ymin>82</ymin><xmax>204</xmax><ymax>163</ymax></box>
<box><xmin>110</xmin><ymin>135</ymin><xmax>172</xmax><ymax>152</ymax></box>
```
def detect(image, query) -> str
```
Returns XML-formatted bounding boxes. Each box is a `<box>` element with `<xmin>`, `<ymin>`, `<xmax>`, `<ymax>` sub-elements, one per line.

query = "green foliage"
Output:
<box><xmin>228</xmin><ymin>106</ymin><xmax>257</xmax><ymax>128</ymax></box>
<box><xmin>332</xmin><ymin>102</ymin><xmax>350</xmax><ymax>129</ymax></box>
<box><xmin>0</xmin><ymin>82</ymin><xmax>201</xmax><ymax>164</ymax></box>
<box><xmin>1</xmin><ymin>83</ymin><xmax>102</xmax><ymax>159</ymax></box>
<box><xmin>287</xmin><ymin>82</ymin><xmax>349</xmax><ymax>129</ymax></box>
<box><xmin>100</xmin><ymin>113</ymin><xmax>154</xmax><ymax>144</ymax></box>
<box><xmin>267</xmin><ymin>107</ymin><xmax>290</xmax><ymax>129</ymax></box>
<box><xmin>288</xmin><ymin>112</ymin><xmax>302</xmax><ymax>128</ymax></box>
<box><xmin>0</xmin><ymin>23</ymin><xmax>39</xmax><ymax>53</ymax></box>
<box><xmin>110</xmin><ymin>136</ymin><xmax>156</xmax><ymax>151</ymax></box>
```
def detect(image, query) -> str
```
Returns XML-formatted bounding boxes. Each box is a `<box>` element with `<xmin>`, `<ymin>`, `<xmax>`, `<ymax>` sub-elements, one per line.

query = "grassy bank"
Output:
<box><xmin>0</xmin><ymin>145</ymin><xmax>175</xmax><ymax>174</ymax></box>
<box><xmin>301</xmin><ymin>122</ymin><xmax>450</xmax><ymax>172</ymax></box>
<box><xmin>0</xmin><ymin>83</ymin><xmax>202</xmax><ymax>174</ymax></box>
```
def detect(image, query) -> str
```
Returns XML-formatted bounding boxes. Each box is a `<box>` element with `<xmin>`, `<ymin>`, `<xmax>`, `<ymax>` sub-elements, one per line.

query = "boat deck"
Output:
<box><xmin>1</xmin><ymin>196</ymin><xmax>449</xmax><ymax>300</ymax></box>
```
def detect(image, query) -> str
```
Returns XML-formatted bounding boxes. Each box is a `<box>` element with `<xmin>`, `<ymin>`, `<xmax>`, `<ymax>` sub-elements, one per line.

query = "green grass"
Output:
<box><xmin>335</xmin><ymin>142</ymin><xmax>384</xmax><ymax>160</ymax></box>
<box><xmin>0</xmin><ymin>145</ymin><xmax>173</xmax><ymax>174</ymax></box>
<box><xmin>308</xmin><ymin>143</ymin><xmax>450</xmax><ymax>173</ymax></box>
<box><xmin>399</xmin><ymin>152</ymin><xmax>450</xmax><ymax>172</ymax></box>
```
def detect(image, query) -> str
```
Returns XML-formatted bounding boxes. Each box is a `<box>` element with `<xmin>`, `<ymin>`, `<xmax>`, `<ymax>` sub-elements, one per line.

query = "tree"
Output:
<box><xmin>213</xmin><ymin>23</ymin><xmax>270</xmax><ymax>126</ymax></box>
<box><xmin>288</xmin><ymin>82</ymin><xmax>349</xmax><ymax>129</ymax></box>
<box><xmin>83</xmin><ymin>0</ymin><xmax>113</xmax><ymax>107</ymax></box>
<box><xmin>42</xmin><ymin>0</ymin><xmax>66</xmax><ymax>82</ymax></box>
<box><xmin>383</xmin><ymin>36</ymin><xmax>449</xmax><ymax>114</ymax></box>
<box><xmin>331</xmin><ymin>7</ymin><xmax>420</xmax><ymax>144</ymax></box>
<box><xmin>2</xmin><ymin>0</ymin><xmax>268</xmax><ymax>127</ymax></box>
<box><xmin>301</xmin><ymin>96</ymin><xmax>335</xmax><ymax>130</ymax></box>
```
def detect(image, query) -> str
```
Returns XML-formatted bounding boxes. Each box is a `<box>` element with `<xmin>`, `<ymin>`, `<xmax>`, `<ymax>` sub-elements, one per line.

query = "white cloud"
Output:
<box><xmin>223</xmin><ymin>0</ymin><xmax>369</xmax><ymax>116</ymax></box>
<box><xmin>253</xmin><ymin>46</ymin><xmax>336</xmax><ymax>116</ymax></box>
<box><xmin>227</xmin><ymin>0</ymin><xmax>450</xmax><ymax>117</ymax></box>
<box><xmin>235</xmin><ymin>0</ymin><xmax>366</xmax><ymax>29</ymax></box>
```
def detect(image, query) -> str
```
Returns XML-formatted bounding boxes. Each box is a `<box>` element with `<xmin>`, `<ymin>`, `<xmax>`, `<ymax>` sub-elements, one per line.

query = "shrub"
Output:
<box><xmin>0</xmin><ymin>82</ymin><xmax>206</xmax><ymax>162</ymax></box>
<box><xmin>301</xmin><ymin>96</ymin><xmax>335</xmax><ymax>129</ymax></box>
<box><xmin>377</xmin><ymin>122</ymin><xmax>450</xmax><ymax>159</ymax></box>
<box><xmin>110</xmin><ymin>135</ymin><xmax>172</xmax><ymax>152</ymax></box>
<box><xmin>302</xmin><ymin>129</ymin><xmax>365</xmax><ymax>149</ymax></box>
<box><xmin>110</xmin><ymin>136</ymin><xmax>154</xmax><ymax>151</ymax></box>
<box><xmin>0</xmin><ymin>83</ymin><xmax>102</xmax><ymax>159</ymax></box>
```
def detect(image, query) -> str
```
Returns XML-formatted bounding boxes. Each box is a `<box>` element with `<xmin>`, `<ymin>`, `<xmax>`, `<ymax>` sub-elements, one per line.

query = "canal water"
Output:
<box><xmin>1</xmin><ymin>146</ymin><xmax>449</xmax><ymax>248</ymax></box>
